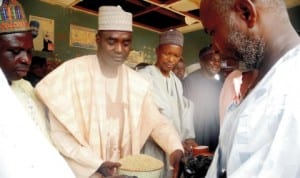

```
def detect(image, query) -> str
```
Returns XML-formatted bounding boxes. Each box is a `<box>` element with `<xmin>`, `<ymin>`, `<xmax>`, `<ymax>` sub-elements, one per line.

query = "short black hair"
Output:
<box><xmin>31</xmin><ymin>56</ymin><xmax>47</xmax><ymax>68</ymax></box>
<box><xmin>134</xmin><ymin>62</ymin><xmax>150</xmax><ymax>71</ymax></box>
<box><xmin>29</xmin><ymin>20</ymin><xmax>40</xmax><ymax>28</ymax></box>
<box><xmin>198</xmin><ymin>45</ymin><xmax>213</xmax><ymax>59</ymax></box>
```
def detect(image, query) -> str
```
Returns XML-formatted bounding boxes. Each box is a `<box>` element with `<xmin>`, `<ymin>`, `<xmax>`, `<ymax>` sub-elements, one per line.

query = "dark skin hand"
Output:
<box><xmin>183</xmin><ymin>138</ymin><xmax>198</xmax><ymax>153</ymax></box>
<box><xmin>97</xmin><ymin>161</ymin><xmax>121</xmax><ymax>176</ymax></box>
<box><xmin>169</xmin><ymin>149</ymin><xmax>184</xmax><ymax>178</ymax></box>
<box><xmin>96</xmin><ymin>161</ymin><xmax>137</xmax><ymax>178</ymax></box>
<box><xmin>107</xmin><ymin>176</ymin><xmax>137</xmax><ymax>178</ymax></box>
<box><xmin>99</xmin><ymin>151</ymin><xmax>183</xmax><ymax>178</ymax></box>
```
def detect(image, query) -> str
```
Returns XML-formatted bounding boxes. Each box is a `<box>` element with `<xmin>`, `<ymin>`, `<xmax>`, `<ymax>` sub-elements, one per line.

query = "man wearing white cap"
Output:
<box><xmin>36</xmin><ymin>5</ymin><xmax>184</xmax><ymax>178</ymax></box>
<box><xmin>139</xmin><ymin>29</ymin><xmax>197</xmax><ymax>177</ymax></box>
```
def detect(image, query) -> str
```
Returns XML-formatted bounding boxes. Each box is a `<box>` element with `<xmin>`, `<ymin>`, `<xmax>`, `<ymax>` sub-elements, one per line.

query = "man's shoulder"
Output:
<box><xmin>49</xmin><ymin>55</ymin><xmax>96</xmax><ymax>76</ymax></box>
<box><xmin>138</xmin><ymin>65</ymin><xmax>155</xmax><ymax>74</ymax></box>
<box><xmin>136</xmin><ymin>65</ymin><xmax>157</xmax><ymax>81</ymax></box>
<box><xmin>122</xmin><ymin>65</ymin><xmax>151</xmax><ymax>95</ymax></box>
<box><xmin>184</xmin><ymin>69</ymin><xmax>201</xmax><ymax>81</ymax></box>
<box><xmin>11</xmin><ymin>79</ymin><xmax>36</xmax><ymax>100</ymax></box>
<box><xmin>188</xmin><ymin>69</ymin><xmax>201</xmax><ymax>77</ymax></box>
<box><xmin>270</xmin><ymin>44</ymin><xmax>300</xmax><ymax>81</ymax></box>
<box><xmin>11</xmin><ymin>79</ymin><xmax>33</xmax><ymax>90</ymax></box>
<box><xmin>63</xmin><ymin>55</ymin><xmax>96</xmax><ymax>66</ymax></box>
<box><xmin>125</xmin><ymin>65</ymin><xmax>150</xmax><ymax>86</ymax></box>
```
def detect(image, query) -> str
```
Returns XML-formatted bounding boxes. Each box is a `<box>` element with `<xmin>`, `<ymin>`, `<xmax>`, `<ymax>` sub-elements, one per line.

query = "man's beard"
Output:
<box><xmin>227</xmin><ymin>24</ymin><xmax>265</xmax><ymax>69</ymax></box>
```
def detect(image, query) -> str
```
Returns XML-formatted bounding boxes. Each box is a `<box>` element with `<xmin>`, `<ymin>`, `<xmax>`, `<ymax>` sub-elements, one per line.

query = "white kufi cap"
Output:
<box><xmin>98</xmin><ymin>6</ymin><xmax>132</xmax><ymax>32</ymax></box>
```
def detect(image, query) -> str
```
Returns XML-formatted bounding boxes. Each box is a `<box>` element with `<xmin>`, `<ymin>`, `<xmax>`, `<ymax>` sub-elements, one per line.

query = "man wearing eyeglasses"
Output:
<box><xmin>138</xmin><ymin>29</ymin><xmax>196</xmax><ymax>178</ymax></box>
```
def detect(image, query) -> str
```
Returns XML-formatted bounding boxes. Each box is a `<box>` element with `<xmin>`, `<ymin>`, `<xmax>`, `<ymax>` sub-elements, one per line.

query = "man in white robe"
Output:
<box><xmin>11</xmin><ymin>79</ymin><xmax>51</xmax><ymax>141</ymax></box>
<box><xmin>36</xmin><ymin>6</ymin><xmax>184</xmax><ymax>178</ymax></box>
<box><xmin>139</xmin><ymin>29</ymin><xmax>196</xmax><ymax>177</ymax></box>
<box><xmin>0</xmin><ymin>68</ymin><xmax>75</xmax><ymax>178</ymax></box>
<box><xmin>199</xmin><ymin>0</ymin><xmax>300</xmax><ymax>177</ymax></box>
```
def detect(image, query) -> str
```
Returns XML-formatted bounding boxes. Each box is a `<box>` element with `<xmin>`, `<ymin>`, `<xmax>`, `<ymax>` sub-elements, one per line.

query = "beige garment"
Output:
<box><xmin>35</xmin><ymin>55</ymin><xmax>183</xmax><ymax>178</ymax></box>
<box><xmin>219</xmin><ymin>70</ymin><xmax>242</xmax><ymax>124</ymax></box>
<box><xmin>219</xmin><ymin>70</ymin><xmax>258</xmax><ymax>124</ymax></box>
<box><xmin>11</xmin><ymin>79</ymin><xmax>51</xmax><ymax>143</ymax></box>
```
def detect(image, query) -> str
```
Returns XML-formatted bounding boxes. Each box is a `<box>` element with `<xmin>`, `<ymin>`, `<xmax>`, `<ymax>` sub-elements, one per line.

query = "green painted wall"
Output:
<box><xmin>182</xmin><ymin>30</ymin><xmax>211</xmax><ymax>65</ymax></box>
<box><xmin>22</xmin><ymin>1</ymin><xmax>299</xmax><ymax>66</ymax></box>
<box><xmin>22</xmin><ymin>0</ymin><xmax>96</xmax><ymax>60</ymax></box>
<box><xmin>21</xmin><ymin>0</ymin><xmax>210</xmax><ymax>65</ymax></box>
<box><xmin>22</xmin><ymin>0</ymin><xmax>158</xmax><ymax>63</ymax></box>
<box><xmin>289</xmin><ymin>5</ymin><xmax>300</xmax><ymax>32</ymax></box>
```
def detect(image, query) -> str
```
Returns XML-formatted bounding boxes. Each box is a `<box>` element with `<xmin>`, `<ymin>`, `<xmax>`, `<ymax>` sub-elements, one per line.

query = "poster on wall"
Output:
<box><xmin>126</xmin><ymin>46</ymin><xmax>155</xmax><ymax>68</ymax></box>
<box><xmin>126</xmin><ymin>50</ymin><xmax>145</xmax><ymax>67</ymax></box>
<box><xmin>70</xmin><ymin>24</ymin><xmax>97</xmax><ymax>50</ymax></box>
<box><xmin>29</xmin><ymin>15</ymin><xmax>55</xmax><ymax>52</ymax></box>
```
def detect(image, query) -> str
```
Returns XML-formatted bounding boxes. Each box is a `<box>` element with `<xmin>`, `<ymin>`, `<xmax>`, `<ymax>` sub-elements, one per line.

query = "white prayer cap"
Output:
<box><xmin>98</xmin><ymin>5</ymin><xmax>132</xmax><ymax>32</ymax></box>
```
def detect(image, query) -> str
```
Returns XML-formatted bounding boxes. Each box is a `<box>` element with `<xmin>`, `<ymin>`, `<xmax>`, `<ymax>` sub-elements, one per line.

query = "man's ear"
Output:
<box><xmin>95</xmin><ymin>32</ymin><xmax>101</xmax><ymax>43</ymax></box>
<box><xmin>234</xmin><ymin>0</ymin><xmax>257</xmax><ymax>28</ymax></box>
<box><xmin>155</xmin><ymin>46</ymin><xmax>160</xmax><ymax>55</ymax></box>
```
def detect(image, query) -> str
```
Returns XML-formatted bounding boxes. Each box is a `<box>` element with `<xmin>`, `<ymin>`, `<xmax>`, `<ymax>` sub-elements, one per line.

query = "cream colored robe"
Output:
<box><xmin>35</xmin><ymin>55</ymin><xmax>183</xmax><ymax>178</ymax></box>
<box><xmin>11</xmin><ymin>79</ymin><xmax>51</xmax><ymax>143</ymax></box>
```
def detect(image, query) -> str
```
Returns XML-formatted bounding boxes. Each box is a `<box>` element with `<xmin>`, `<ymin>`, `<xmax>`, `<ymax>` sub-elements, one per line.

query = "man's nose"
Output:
<box><xmin>19</xmin><ymin>51</ymin><xmax>31</xmax><ymax>64</ymax></box>
<box><xmin>115</xmin><ymin>43</ymin><xmax>123</xmax><ymax>53</ymax></box>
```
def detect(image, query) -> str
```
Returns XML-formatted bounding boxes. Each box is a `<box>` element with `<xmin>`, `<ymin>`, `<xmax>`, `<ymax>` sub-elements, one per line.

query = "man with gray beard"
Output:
<box><xmin>200</xmin><ymin>0</ymin><xmax>300</xmax><ymax>177</ymax></box>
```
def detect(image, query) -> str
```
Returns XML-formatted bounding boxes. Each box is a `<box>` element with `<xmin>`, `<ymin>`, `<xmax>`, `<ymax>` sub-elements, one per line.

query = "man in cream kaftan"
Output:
<box><xmin>35</xmin><ymin>55</ymin><xmax>183</xmax><ymax>178</ymax></box>
<box><xmin>206</xmin><ymin>45</ymin><xmax>300</xmax><ymax>178</ymax></box>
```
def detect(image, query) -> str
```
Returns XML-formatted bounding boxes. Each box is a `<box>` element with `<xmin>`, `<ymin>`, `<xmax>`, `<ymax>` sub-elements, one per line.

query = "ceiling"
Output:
<box><xmin>41</xmin><ymin>0</ymin><xmax>300</xmax><ymax>34</ymax></box>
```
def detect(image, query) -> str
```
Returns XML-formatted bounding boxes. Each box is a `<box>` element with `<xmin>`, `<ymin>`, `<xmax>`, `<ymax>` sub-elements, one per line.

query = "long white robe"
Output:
<box><xmin>35</xmin><ymin>55</ymin><xmax>183</xmax><ymax>178</ymax></box>
<box><xmin>139</xmin><ymin>65</ymin><xmax>195</xmax><ymax>177</ymax></box>
<box><xmin>206</xmin><ymin>45</ymin><xmax>300</xmax><ymax>178</ymax></box>
<box><xmin>0</xmin><ymin>69</ymin><xmax>75</xmax><ymax>178</ymax></box>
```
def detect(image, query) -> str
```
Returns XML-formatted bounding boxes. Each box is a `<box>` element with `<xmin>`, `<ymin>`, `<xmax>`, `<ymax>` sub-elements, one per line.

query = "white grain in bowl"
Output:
<box><xmin>118</xmin><ymin>154</ymin><xmax>163</xmax><ymax>178</ymax></box>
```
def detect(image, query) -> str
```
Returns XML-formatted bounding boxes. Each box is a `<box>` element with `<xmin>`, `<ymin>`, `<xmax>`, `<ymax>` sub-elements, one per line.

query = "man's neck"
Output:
<box><xmin>258</xmin><ymin>25</ymin><xmax>300</xmax><ymax>80</ymax></box>
<box><xmin>155</xmin><ymin>64</ymin><xmax>170</xmax><ymax>77</ymax></box>
<box><xmin>98</xmin><ymin>58</ymin><xmax>119</xmax><ymax>78</ymax></box>
<box><xmin>200</xmin><ymin>69</ymin><xmax>215</xmax><ymax>79</ymax></box>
